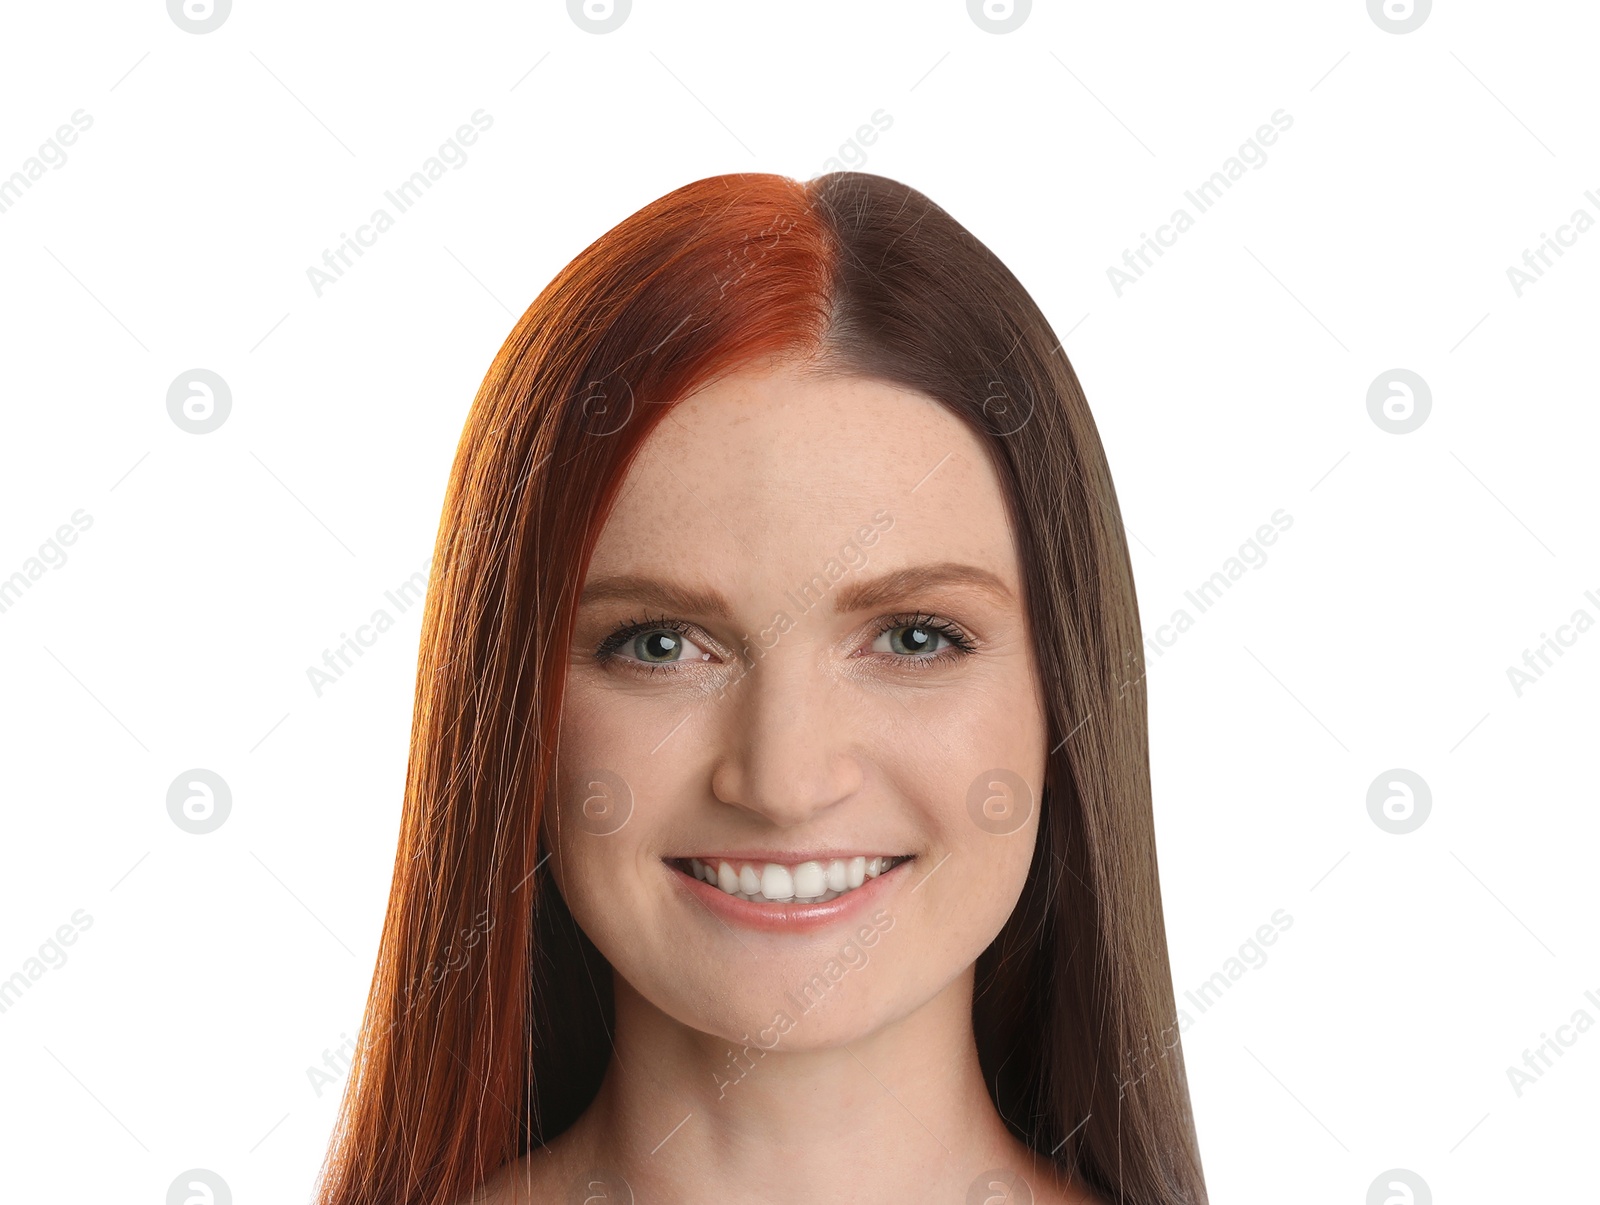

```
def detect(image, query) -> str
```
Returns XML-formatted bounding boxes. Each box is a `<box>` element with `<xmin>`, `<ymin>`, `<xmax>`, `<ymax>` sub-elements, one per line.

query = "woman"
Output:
<box><xmin>315</xmin><ymin>171</ymin><xmax>1207</xmax><ymax>1205</ymax></box>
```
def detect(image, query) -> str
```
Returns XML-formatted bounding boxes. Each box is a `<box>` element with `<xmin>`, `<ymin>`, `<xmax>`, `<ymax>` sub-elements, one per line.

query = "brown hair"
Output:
<box><xmin>314</xmin><ymin>171</ymin><xmax>1207</xmax><ymax>1205</ymax></box>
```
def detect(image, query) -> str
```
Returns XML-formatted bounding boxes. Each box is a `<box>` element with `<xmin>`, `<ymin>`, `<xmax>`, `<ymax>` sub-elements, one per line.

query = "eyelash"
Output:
<box><xmin>593</xmin><ymin>610</ymin><xmax>978</xmax><ymax>677</ymax></box>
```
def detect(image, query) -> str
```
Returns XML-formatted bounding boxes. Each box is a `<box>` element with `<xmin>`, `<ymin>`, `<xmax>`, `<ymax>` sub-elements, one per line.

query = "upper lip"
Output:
<box><xmin>668</xmin><ymin>850</ymin><xmax>911</xmax><ymax>864</ymax></box>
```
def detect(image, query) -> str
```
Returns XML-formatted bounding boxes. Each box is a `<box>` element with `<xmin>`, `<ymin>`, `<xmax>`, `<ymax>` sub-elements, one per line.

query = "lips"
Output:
<box><xmin>670</xmin><ymin>854</ymin><xmax>912</xmax><ymax>904</ymax></box>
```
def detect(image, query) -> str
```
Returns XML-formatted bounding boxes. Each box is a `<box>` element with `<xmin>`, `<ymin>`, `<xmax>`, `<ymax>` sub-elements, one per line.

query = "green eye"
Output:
<box><xmin>632</xmin><ymin>630</ymin><xmax>686</xmax><ymax>662</ymax></box>
<box><xmin>596</xmin><ymin>615</ymin><xmax>711</xmax><ymax>674</ymax></box>
<box><xmin>870</xmin><ymin>613</ymin><xmax>976</xmax><ymax>662</ymax></box>
<box><xmin>882</xmin><ymin>623</ymin><xmax>946</xmax><ymax>656</ymax></box>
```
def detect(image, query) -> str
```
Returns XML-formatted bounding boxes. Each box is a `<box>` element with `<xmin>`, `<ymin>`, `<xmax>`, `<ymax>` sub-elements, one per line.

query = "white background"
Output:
<box><xmin>1</xmin><ymin>1</ymin><xmax>1595</xmax><ymax>1201</ymax></box>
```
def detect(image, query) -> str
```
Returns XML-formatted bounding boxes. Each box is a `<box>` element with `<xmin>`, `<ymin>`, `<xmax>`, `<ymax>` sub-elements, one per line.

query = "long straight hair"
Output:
<box><xmin>314</xmin><ymin>171</ymin><xmax>1207</xmax><ymax>1205</ymax></box>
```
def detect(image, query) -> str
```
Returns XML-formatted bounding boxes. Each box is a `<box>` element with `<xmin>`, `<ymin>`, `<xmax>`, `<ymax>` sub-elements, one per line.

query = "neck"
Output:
<box><xmin>559</xmin><ymin>966</ymin><xmax>1046</xmax><ymax>1203</ymax></box>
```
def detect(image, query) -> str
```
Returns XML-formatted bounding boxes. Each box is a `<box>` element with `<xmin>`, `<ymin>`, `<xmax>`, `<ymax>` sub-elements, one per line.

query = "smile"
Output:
<box><xmin>672</xmin><ymin>855</ymin><xmax>912</xmax><ymax>904</ymax></box>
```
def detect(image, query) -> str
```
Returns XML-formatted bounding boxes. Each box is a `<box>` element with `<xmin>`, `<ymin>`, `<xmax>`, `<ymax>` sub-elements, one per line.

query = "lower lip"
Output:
<box><xmin>667</xmin><ymin>859</ymin><xmax>910</xmax><ymax>934</ymax></box>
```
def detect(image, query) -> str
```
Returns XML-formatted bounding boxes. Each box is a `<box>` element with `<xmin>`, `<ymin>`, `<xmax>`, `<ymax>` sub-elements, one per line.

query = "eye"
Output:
<box><xmin>595</xmin><ymin>615</ymin><xmax>714</xmax><ymax>675</ymax></box>
<box><xmin>867</xmin><ymin>613</ymin><xmax>977</xmax><ymax>667</ymax></box>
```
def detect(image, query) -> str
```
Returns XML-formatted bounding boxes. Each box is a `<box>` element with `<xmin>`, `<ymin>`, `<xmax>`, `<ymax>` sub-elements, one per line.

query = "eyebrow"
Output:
<box><xmin>577</xmin><ymin>561</ymin><xmax>1016</xmax><ymax>620</ymax></box>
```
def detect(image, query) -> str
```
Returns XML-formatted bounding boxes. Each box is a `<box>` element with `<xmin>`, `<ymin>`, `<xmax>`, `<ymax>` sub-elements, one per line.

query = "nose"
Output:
<box><xmin>709</xmin><ymin>647</ymin><xmax>863</xmax><ymax>827</ymax></box>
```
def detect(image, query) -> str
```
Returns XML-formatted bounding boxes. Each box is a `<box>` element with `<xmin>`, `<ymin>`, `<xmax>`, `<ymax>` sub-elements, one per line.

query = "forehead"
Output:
<box><xmin>586</xmin><ymin>361</ymin><xmax>1020</xmax><ymax>589</ymax></box>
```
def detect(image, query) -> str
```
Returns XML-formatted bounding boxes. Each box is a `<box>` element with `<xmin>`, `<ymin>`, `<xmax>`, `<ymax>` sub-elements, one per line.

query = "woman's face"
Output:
<box><xmin>549</xmin><ymin>357</ymin><xmax>1049</xmax><ymax>1052</ymax></box>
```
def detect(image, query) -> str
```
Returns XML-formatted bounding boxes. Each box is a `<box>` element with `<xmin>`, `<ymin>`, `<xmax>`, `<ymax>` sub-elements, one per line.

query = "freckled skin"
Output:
<box><xmin>479</xmin><ymin>357</ymin><xmax>1102</xmax><ymax>1205</ymax></box>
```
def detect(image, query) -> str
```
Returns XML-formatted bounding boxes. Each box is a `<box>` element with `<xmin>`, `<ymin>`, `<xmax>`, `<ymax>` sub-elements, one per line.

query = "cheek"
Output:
<box><xmin>904</xmin><ymin>696</ymin><xmax>1045</xmax><ymax>952</ymax></box>
<box><xmin>544</xmin><ymin>689</ymin><xmax>650</xmax><ymax>922</ymax></box>
<box><xmin>544</xmin><ymin>683</ymin><xmax>723</xmax><ymax>1005</ymax></box>
<box><xmin>921</xmin><ymin>799</ymin><xmax>1039</xmax><ymax>957</ymax></box>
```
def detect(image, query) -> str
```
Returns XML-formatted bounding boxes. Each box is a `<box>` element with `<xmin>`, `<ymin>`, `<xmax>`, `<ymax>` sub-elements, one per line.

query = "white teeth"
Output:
<box><xmin>685</xmin><ymin>855</ymin><xmax>906</xmax><ymax>904</ymax></box>
<box><xmin>760</xmin><ymin>863</ymin><xmax>795</xmax><ymax>901</ymax></box>
<box><xmin>792</xmin><ymin>861</ymin><xmax>826</xmax><ymax>899</ymax></box>
<box><xmin>825</xmin><ymin>859</ymin><xmax>847</xmax><ymax>893</ymax></box>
